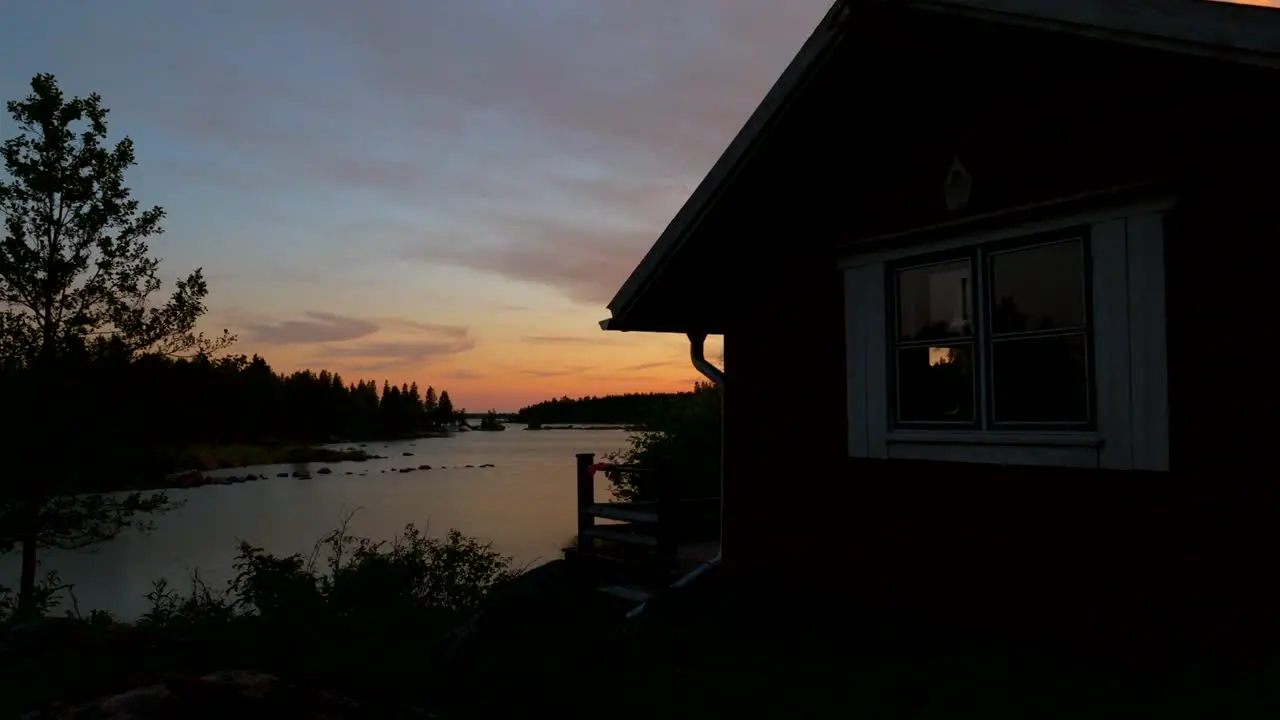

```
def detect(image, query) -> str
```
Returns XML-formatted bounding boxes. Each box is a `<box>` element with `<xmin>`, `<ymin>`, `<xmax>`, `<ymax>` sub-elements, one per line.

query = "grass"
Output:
<box><xmin>440</xmin><ymin>569</ymin><xmax>1280</xmax><ymax>720</ymax></box>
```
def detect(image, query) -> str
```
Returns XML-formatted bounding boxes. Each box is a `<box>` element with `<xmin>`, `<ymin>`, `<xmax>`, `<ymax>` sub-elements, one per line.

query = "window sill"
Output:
<box><xmin>880</xmin><ymin>430</ymin><xmax>1102</xmax><ymax>468</ymax></box>
<box><xmin>886</xmin><ymin>430</ymin><xmax>1101</xmax><ymax>448</ymax></box>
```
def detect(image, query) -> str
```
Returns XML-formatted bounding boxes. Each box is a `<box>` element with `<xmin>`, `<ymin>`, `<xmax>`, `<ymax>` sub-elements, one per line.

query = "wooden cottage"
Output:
<box><xmin>598</xmin><ymin>0</ymin><xmax>1280</xmax><ymax>661</ymax></box>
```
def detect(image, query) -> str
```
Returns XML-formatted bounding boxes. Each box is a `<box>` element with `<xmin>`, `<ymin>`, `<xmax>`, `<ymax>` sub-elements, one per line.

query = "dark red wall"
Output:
<box><xmin>720</xmin><ymin>8</ymin><xmax>1280</xmax><ymax>664</ymax></box>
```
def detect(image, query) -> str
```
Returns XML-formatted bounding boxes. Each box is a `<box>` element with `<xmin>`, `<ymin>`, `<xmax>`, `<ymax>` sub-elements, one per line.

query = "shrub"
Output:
<box><xmin>605</xmin><ymin>381</ymin><xmax>721</xmax><ymax>502</ymax></box>
<box><xmin>0</xmin><ymin>517</ymin><xmax>518</xmax><ymax>712</ymax></box>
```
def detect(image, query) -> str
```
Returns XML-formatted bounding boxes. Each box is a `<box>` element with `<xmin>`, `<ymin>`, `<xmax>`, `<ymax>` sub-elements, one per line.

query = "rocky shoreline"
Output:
<box><xmin>163</xmin><ymin>461</ymin><xmax>499</xmax><ymax>489</ymax></box>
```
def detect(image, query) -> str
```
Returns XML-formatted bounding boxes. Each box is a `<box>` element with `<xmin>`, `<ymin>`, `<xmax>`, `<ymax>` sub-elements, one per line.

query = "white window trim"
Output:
<box><xmin>842</xmin><ymin>202</ymin><xmax>1170</xmax><ymax>471</ymax></box>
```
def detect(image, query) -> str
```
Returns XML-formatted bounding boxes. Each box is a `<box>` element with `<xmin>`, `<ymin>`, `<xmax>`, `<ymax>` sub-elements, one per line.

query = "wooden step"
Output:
<box><xmin>597</xmin><ymin>585</ymin><xmax>654</xmax><ymax>604</ymax></box>
<box><xmin>582</xmin><ymin>502</ymin><xmax>659</xmax><ymax>524</ymax></box>
<box><xmin>567</xmin><ymin>547</ymin><xmax>681</xmax><ymax>590</ymax></box>
<box><xmin>582</xmin><ymin>524</ymin><xmax>658</xmax><ymax>548</ymax></box>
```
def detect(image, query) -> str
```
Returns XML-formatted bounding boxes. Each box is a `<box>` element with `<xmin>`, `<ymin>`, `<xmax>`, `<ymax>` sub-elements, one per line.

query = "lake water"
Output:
<box><xmin>0</xmin><ymin>425</ymin><xmax>628</xmax><ymax>619</ymax></box>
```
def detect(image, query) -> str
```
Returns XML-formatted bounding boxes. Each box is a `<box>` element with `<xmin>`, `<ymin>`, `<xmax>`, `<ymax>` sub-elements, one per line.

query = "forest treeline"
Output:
<box><xmin>514</xmin><ymin>391</ymin><xmax>693</xmax><ymax>426</ymax></box>
<box><xmin>2</xmin><ymin>344</ymin><xmax>461</xmax><ymax>452</ymax></box>
<box><xmin>136</xmin><ymin>352</ymin><xmax>460</xmax><ymax>445</ymax></box>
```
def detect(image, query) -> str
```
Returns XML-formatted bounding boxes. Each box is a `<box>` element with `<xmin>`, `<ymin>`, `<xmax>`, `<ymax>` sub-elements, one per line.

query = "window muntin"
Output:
<box><xmin>889</xmin><ymin>230</ymin><xmax>1093</xmax><ymax>430</ymax></box>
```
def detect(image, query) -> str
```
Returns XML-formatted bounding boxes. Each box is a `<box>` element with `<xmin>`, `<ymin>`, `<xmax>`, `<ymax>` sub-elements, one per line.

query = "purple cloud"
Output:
<box><xmin>245</xmin><ymin>312</ymin><xmax>379</xmax><ymax>345</ymax></box>
<box><xmin>3</xmin><ymin>0</ymin><xmax>833</xmax><ymax>309</ymax></box>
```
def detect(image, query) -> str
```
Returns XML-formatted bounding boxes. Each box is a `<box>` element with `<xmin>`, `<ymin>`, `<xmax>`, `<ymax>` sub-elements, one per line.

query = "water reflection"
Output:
<box><xmin>0</xmin><ymin>426</ymin><xmax>626</xmax><ymax>619</ymax></box>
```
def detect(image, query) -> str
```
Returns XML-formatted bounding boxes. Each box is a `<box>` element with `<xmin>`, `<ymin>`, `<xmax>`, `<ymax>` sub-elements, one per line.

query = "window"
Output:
<box><xmin>842</xmin><ymin>206</ymin><xmax>1170</xmax><ymax>470</ymax></box>
<box><xmin>889</xmin><ymin>231</ymin><xmax>1092</xmax><ymax>430</ymax></box>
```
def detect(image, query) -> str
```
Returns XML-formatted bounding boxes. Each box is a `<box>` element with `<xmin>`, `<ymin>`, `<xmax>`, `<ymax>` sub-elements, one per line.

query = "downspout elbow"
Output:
<box><xmin>687</xmin><ymin>332</ymin><xmax>723</xmax><ymax>388</ymax></box>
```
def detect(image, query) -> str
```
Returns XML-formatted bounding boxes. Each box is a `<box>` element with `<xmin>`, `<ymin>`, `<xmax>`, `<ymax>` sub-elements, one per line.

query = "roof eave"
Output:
<box><xmin>601</xmin><ymin>0</ymin><xmax>1280</xmax><ymax>334</ymax></box>
<box><xmin>902</xmin><ymin>0</ymin><xmax>1280</xmax><ymax>69</ymax></box>
<box><xmin>602</xmin><ymin>0</ymin><xmax>853</xmax><ymax>332</ymax></box>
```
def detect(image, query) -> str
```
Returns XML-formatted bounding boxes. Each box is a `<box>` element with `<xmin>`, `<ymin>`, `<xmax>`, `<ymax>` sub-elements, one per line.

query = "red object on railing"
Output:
<box><xmin>588</xmin><ymin>462</ymin><xmax>624</xmax><ymax>481</ymax></box>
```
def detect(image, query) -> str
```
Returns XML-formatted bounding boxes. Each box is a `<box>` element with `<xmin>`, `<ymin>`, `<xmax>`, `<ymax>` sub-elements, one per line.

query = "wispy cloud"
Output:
<box><xmin>442</xmin><ymin>368</ymin><xmax>484</xmax><ymax>380</ymax></box>
<box><xmin>314</xmin><ymin>331</ymin><xmax>476</xmax><ymax>371</ymax></box>
<box><xmin>381</xmin><ymin>318</ymin><xmax>471</xmax><ymax>339</ymax></box>
<box><xmin>244</xmin><ymin>312</ymin><xmax>379</xmax><ymax>345</ymax></box>
<box><xmin>521</xmin><ymin>335</ymin><xmax>608</xmax><ymax>346</ymax></box>
<box><xmin>1</xmin><ymin>0</ymin><xmax>816</xmax><ymax>406</ymax></box>
<box><xmin>622</xmin><ymin>361</ymin><xmax>678</xmax><ymax>372</ymax></box>
<box><xmin>238</xmin><ymin>310</ymin><xmax>475</xmax><ymax>373</ymax></box>
<box><xmin>523</xmin><ymin>365</ymin><xmax>595</xmax><ymax>378</ymax></box>
<box><xmin>29</xmin><ymin>0</ymin><xmax>830</xmax><ymax>305</ymax></box>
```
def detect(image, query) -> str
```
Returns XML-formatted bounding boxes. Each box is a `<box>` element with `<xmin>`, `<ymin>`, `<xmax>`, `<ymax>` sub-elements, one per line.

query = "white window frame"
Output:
<box><xmin>841</xmin><ymin>201</ymin><xmax>1170</xmax><ymax>470</ymax></box>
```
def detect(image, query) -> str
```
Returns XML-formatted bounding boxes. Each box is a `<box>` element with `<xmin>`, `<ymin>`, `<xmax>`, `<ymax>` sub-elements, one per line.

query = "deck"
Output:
<box><xmin>567</xmin><ymin>453</ymin><xmax>720</xmax><ymax>606</ymax></box>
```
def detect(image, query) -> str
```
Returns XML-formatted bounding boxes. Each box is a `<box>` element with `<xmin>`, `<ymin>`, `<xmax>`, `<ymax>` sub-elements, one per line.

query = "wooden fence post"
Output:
<box><xmin>576</xmin><ymin>452</ymin><xmax>595</xmax><ymax>557</ymax></box>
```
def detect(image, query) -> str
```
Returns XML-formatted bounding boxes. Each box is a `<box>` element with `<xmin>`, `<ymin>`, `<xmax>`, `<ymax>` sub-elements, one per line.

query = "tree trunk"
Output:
<box><xmin>16</xmin><ymin>512</ymin><xmax>39</xmax><ymax>621</ymax></box>
<box><xmin>17</xmin><ymin>350</ymin><xmax>51</xmax><ymax>620</ymax></box>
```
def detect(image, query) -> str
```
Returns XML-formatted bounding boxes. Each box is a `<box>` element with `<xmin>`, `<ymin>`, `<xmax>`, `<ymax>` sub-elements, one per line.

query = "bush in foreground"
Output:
<box><xmin>605</xmin><ymin>381</ymin><xmax>721</xmax><ymax>502</ymax></box>
<box><xmin>0</xmin><ymin>519</ymin><xmax>518</xmax><ymax>713</ymax></box>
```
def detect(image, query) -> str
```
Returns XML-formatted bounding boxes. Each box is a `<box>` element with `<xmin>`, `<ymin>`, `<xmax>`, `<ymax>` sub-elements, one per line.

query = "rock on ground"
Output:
<box><xmin>20</xmin><ymin>669</ymin><xmax>436</xmax><ymax>719</ymax></box>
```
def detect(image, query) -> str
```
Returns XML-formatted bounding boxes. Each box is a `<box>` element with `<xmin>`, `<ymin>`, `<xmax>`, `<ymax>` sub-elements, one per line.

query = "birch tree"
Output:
<box><xmin>0</xmin><ymin>73</ymin><xmax>234</xmax><ymax>619</ymax></box>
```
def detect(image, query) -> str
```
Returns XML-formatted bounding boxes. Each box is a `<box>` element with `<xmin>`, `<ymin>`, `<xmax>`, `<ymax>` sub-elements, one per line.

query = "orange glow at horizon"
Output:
<box><xmin>226</xmin><ymin>319</ymin><xmax>724</xmax><ymax>414</ymax></box>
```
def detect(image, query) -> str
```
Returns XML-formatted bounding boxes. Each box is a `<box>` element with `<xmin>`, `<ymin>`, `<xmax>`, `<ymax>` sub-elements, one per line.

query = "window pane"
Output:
<box><xmin>896</xmin><ymin>345</ymin><xmax>975</xmax><ymax>423</ymax></box>
<box><xmin>898</xmin><ymin>260</ymin><xmax>972</xmax><ymax>342</ymax></box>
<box><xmin>990</xmin><ymin>240</ymin><xmax>1086</xmax><ymax>335</ymax></box>
<box><xmin>990</xmin><ymin>334</ymin><xmax>1088</xmax><ymax>423</ymax></box>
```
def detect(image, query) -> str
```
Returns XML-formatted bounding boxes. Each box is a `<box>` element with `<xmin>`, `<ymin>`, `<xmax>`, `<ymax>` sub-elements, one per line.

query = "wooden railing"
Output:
<box><xmin>573</xmin><ymin>452</ymin><xmax>716</xmax><ymax>577</ymax></box>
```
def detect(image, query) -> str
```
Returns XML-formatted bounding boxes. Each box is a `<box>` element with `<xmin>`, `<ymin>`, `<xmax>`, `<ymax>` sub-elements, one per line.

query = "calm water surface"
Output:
<box><xmin>1</xmin><ymin>425</ymin><xmax>626</xmax><ymax>619</ymax></box>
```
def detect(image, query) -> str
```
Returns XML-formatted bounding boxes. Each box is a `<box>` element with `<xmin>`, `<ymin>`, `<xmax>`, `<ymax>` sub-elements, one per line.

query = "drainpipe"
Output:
<box><xmin>625</xmin><ymin>331</ymin><xmax>724</xmax><ymax>618</ymax></box>
<box><xmin>686</xmin><ymin>331</ymin><xmax>725</xmax><ymax>567</ymax></box>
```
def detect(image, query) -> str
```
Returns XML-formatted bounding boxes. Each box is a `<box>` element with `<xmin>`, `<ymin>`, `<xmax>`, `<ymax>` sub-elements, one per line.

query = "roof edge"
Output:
<box><xmin>602</xmin><ymin>0</ymin><xmax>1280</xmax><ymax>332</ymax></box>
<box><xmin>602</xmin><ymin>0</ymin><xmax>852</xmax><ymax>330</ymax></box>
<box><xmin>902</xmin><ymin>0</ymin><xmax>1280</xmax><ymax>68</ymax></box>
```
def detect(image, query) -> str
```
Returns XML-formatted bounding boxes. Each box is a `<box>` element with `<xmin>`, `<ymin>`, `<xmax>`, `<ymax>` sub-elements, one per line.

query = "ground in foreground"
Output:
<box><xmin>10</xmin><ymin>561</ymin><xmax>1280</xmax><ymax>718</ymax></box>
<box><xmin>436</xmin><ymin>565</ymin><xmax>1280</xmax><ymax>719</ymax></box>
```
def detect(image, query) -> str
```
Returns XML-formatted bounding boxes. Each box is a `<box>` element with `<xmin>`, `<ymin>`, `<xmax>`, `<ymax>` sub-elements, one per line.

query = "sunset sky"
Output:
<box><xmin>2</xmin><ymin>1</ymin><xmax>1273</xmax><ymax>411</ymax></box>
<box><xmin>0</xmin><ymin>1</ymin><xmax>836</xmax><ymax>410</ymax></box>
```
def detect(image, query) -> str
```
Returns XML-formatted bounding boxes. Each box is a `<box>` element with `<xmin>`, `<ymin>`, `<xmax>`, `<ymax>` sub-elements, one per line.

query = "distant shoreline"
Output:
<box><xmin>523</xmin><ymin>423</ymin><xmax>644</xmax><ymax>431</ymax></box>
<box><xmin>145</xmin><ymin>446</ymin><xmax>381</xmax><ymax>491</ymax></box>
<box><xmin>69</xmin><ymin>425</ymin><xmax>639</xmax><ymax>495</ymax></box>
